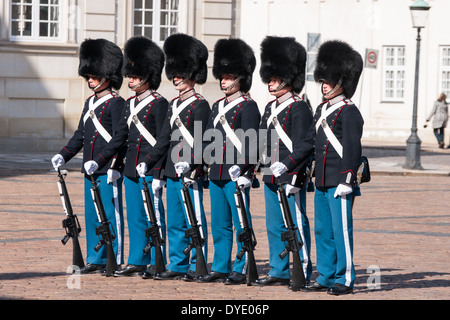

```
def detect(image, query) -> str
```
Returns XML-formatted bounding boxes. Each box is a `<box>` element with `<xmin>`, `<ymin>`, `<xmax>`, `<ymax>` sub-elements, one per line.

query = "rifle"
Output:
<box><xmin>89</xmin><ymin>175</ymin><xmax>118</xmax><ymax>277</ymax></box>
<box><xmin>56</xmin><ymin>168</ymin><xmax>85</xmax><ymax>269</ymax></box>
<box><xmin>141</xmin><ymin>177</ymin><xmax>166</xmax><ymax>274</ymax></box>
<box><xmin>180</xmin><ymin>177</ymin><xmax>208</xmax><ymax>279</ymax></box>
<box><xmin>277</xmin><ymin>178</ymin><xmax>306</xmax><ymax>291</ymax></box>
<box><xmin>234</xmin><ymin>182</ymin><xmax>258</xmax><ymax>285</ymax></box>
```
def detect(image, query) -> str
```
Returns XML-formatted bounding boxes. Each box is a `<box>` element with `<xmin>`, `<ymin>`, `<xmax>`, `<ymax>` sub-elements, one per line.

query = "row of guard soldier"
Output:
<box><xmin>52</xmin><ymin>33</ymin><xmax>363</xmax><ymax>296</ymax></box>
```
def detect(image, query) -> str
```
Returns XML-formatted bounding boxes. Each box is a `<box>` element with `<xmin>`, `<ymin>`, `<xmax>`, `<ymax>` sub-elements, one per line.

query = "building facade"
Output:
<box><xmin>0</xmin><ymin>0</ymin><xmax>447</xmax><ymax>152</ymax></box>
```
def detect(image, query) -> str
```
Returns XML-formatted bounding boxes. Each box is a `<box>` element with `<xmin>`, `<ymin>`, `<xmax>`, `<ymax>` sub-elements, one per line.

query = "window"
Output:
<box><xmin>133</xmin><ymin>0</ymin><xmax>179</xmax><ymax>44</ymax></box>
<box><xmin>306</xmin><ymin>33</ymin><xmax>321</xmax><ymax>82</ymax></box>
<box><xmin>10</xmin><ymin>0</ymin><xmax>62</xmax><ymax>41</ymax></box>
<box><xmin>382</xmin><ymin>46</ymin><xmax>405</xmax><ymax>102</ymax></box>
<box><xmin>383</xmin><ymin>46</ymin><xmax>405</xmax><ymax>101</ymax></box>
<box><xmin>439</xmin><ymin>46</ymin><xmax>450</xmax><ymax>102</ymax></box>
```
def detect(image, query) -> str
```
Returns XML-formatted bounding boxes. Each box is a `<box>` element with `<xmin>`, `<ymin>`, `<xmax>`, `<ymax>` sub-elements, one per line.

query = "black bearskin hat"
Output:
<box><xmin>163</xmin><ymin>33</ymin><xmax>208</xmax><ymax>85</ymax></box>
<box><xmin>212</xmin><ymin>38</ymin><xmax>256</xmax><ymax>93</ymax></box>
<box><xmin>122</xmin><ymin>36</ymin><xmax>164</xmax><ymax>90</ymax></box>
<box><xmin>314</xmin><ymin>40</ymin><xmax>363</xmax><ymax>98</ymax></box>
<box><xmin>260</xmin><ymin>36</ymin><xmax>306</xmax><ymax>94</ymax></box>
<box><xmin>78</xmin><ymin>38</ymin><xmax>124</xmax><ymax>90</ymax></box>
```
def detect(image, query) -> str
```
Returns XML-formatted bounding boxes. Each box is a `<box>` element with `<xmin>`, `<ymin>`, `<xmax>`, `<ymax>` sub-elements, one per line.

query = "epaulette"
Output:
<box><xmin>344</xmin><ymin>99</ymin><xmax>354</xmax><ymax>107</ymax></box>
<box><xmin>242</xmin><ymin>93</ymin><xmax>253</xmax><ymax>102</ymax></box>
<box><xmin>194</xmin><ymin>92</ymin><xmax>206</xmax><ymax>101</ymax></box>
<box><xmin>151</xmin><ymin>91</ymin><xmax>163</xmax><ymax>100</ymax></box>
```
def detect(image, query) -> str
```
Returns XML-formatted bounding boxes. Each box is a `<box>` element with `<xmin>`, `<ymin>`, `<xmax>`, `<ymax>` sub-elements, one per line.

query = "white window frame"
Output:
<box><xmin>306</xmin><ymin>33</ymin><xmax>320</xmax><ymax>82</ymax></box>
<box><xmin>9</xmin><ymin>0</ymin><xmax>66</xmax><ymax>42</ymax></box>
<box><xmin>439</xmin><ymin>46</ymin><xmax>450</xmax><ymax>103</ymax></box>
<box><xmin>132</xmin><ymin>0</ymin><xmax>185</xmax><ymax>46</ymax></box>
<box><xmin>382</xmin><ymin>46</ymin><xmax>406</xmax><ymax>102</ymax></box>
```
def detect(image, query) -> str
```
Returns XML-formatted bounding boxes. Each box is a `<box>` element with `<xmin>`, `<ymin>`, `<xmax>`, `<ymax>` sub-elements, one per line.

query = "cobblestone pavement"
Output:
<box><xmin>0</xmin><ymin>143</ymin><xmax>449</xmax><ymax>309</ymax></box>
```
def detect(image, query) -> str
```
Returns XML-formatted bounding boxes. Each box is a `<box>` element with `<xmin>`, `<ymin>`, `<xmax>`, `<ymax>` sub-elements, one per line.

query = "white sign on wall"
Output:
<box><xmin>365</xmin><ymin>49</ymin><xmax>379</xmax><ymax>69</ymax></box>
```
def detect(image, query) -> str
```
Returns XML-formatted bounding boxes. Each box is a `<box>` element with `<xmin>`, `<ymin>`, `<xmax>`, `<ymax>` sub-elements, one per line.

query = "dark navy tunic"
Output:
<box><xmin>59</xmin><ymin>91</ymin><xmax>126</xmax><ymax>174</ymax></box>
<box><xmin>204</xmin><ymin>91</ymin><xmax>261</xmax><ymax>181</ymax></box>
<box><xmin>142</xmin><ymin>89</ymin><xmax>210</xmax><ymax>180</ymax></box>
<box><xmin>312</xmin><ymin>94</ymin><xmax>364</xmax><ymax>188</ymax></box>
<box><xmin>260</xmin><ymin>91</ymin><xmax>313</xmax><ymax>186</ymax></box>
<box><xmin>93</xmin><ymin>90</ymin><xmax>168</xmax><ymax>178</ymax></box>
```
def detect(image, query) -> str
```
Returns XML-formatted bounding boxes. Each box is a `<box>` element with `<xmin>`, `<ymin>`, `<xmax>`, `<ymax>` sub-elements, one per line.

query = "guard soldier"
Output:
<box><xmin>83</xmin><ymin>36</ymin><xmax>169</xmax><ymax>278</ymax></box>
<box><xmin>51</xmin><ymin>38</ymin><xmax>126</xmax><ymax>274</ymax></box>
<box><xmin>304</xmin><ymin>40</ymin><xmax>364</xmax><ymax>295</ymax></box>
<box><xmin>198</xmin><ymin>38</ymin><xmax>261</xmax><ymax>285</ymax></box>
<box><xmin>254</xmin><ymin>36</ymin><xmax>313</xmax><ymax>286</ymax></box>
<box><xmin>136</xmin><ymin>33</ymin><xmax>210</xmax><ymax>281</ymax></box>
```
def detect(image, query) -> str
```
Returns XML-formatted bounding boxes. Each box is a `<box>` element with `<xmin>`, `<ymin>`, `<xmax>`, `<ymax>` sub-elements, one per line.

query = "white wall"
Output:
<box><xmin>1</xmin><ymin>0</ymin><xmax>446</xmax><ymax>152</ymax></box>
<box><xmin>239</xmin><ymin>0</ymin><xmax>445</xmax><ymax>144</ymax></box>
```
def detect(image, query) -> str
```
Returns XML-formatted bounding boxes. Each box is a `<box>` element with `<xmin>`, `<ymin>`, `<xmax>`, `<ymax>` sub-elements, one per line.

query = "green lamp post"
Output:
<box><xmin>403</xmin><ymin>0</ymin><xmax>431</xmax><ymax>170</ymax></box>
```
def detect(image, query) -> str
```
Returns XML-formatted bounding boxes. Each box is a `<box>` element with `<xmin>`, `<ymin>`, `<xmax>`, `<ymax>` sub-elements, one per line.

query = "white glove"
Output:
<box><xmin>136</xmin><ymin>162</ymin><xmax>148</xmax><ymax>178</ymax></box>
<box><xmin>174</xmin><ymin>161</ymin><xmax>190</xmax><ymax>177</ymax></box>
<box><xmin>151</xmin><ymin>179</ymin><xmax>166</xmax><ymax>194</ymax></box>
<box><xmin>51</xmin><ymin>154</ymin><xmax>65</xmax><ymax>170</ymax></box>
<box><xmin>270</xmin><ymin>162</ymin><xmax>288</xmax><ymax>177</ymax></box>
<box><xmin>237</xmin><ymin>176</ymin><xmax>251</xmax><ymax>189</ymax></box>
<box><xmin>228</xmin><ymin>165</ymin><xmax>241</xmax><ymax>182</ymax></box>
<box><xmin>84</xmin><ymin>160</ymin><xmax>99</xmax><ymax>175</ymax></box>
<box><xmin>107</xmin><ymin>169</ymin><xmax>121</xmax><ymax>184</ymax></box>
<box><xmin>334</xmin><ymin>183</ymin><xmax>353</xmax><ymax>198</ymax></box>
<box><xmin>285</xmin><ymin>184</ymin><xmax>300</xmax><ymax>196</ymax></box>
<box><xmin>183</xmin><ymin>177</ymin><xmax>196</xmax><ymax>186</ymax></box>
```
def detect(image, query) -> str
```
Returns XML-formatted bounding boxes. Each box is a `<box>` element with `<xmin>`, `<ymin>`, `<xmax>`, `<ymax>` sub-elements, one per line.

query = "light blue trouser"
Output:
<box><xmin>124</xmin><ymin>176</ymin><xmax>166</xmax><ymax>266</ymax></box>
<box><xmin>209</xmin><ymin>180</ymin><xmax>252</xmax><ymax>274</ymax></box>
<box><xmin>263</xmin><ymin>183</ymin><xmax>312</xmax><ymax>280</ymax></box>
<box><xmin>314</xmin><ymin>187</ymin><xmax>355</xmax><ymax>288</ymax></box>
<box><xmin>84</xmin><ymin>174</ymin><xmax>124</xmax><ymax>265</ymax></box>
<box><xmin>165</xmin><ymin>177</ymin><xmax>208</xmax><ymax>273</ymax></box>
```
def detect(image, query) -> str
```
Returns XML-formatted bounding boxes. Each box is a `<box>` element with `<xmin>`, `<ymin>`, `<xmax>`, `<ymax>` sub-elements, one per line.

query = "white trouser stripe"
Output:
<box><xmin>294</xmin><ymin>192</ymin><xmax>309</xmax><ymax>277</ymax></box>
<box><xmin>112</xmin><ymin>181</ymin><xmax>122</xmax><ymax>265</ymax></box>
<box><xmin>153</xmin><ymin>191</ymin><xmax>164</xmax><ymax>245</ymax></box>
<box><xmin>241</xmin><ymin>190</ymin><xmax>248</xmax><ymax>274</ymax></box>
<box><xmin>341</xmin><ymin>195</ymin><xmax>352</xmax><ymax>287</ymax></box>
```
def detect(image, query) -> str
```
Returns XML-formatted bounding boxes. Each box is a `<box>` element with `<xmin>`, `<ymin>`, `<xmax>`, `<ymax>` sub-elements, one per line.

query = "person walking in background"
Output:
<box><xmin>424</xmin><ymin>93</ymin><xmax>448</xmax><ymax>148</ymax></box>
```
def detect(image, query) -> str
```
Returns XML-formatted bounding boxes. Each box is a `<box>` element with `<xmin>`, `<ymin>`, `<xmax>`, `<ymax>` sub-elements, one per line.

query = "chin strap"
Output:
<box><xmin>90</xmin><ymin>78</ymin><xmax>106</xmax><ymax>91</ymax></box>
<box><xmin>322</xmin><ymin>78</ymin><xmax>343</xmax><ymax>99</ymax></box>
<box><xmin>173</xmin><ymin>78</ymin><xmax>185</xmax><ymax>89</ymax></box>
<box><xmin>129</xmin><ymin>77</ymin><xmax>148</xmax><ymax>91</ymax></box>
<box><xmin>221</xmin><ymin>77</ymin><xmax>241</xmax><ymax>94</ymax></box>
<box><xmin>269</xmin><ymin>81</ymin><xmax>287</xmax><ymax>93</ymax></box>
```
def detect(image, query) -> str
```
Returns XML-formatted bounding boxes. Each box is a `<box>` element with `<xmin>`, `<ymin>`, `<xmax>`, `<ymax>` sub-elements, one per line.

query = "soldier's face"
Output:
<box><xmin>128</xmin><ymin>76</ymin><xmax>141</xmax><ymax>89</ymax></box>
<box><xmin>128</xmin><ymin>76</ymin><xmax>149</xmax><ymax>92</ymax></box>
<box><xmin>173</xmin><ymin>76</ymin><xmax>195</xmax><ymax>93</ymax></box>
<box><xmin>221</xmin><ymin>74</ymin><xmax>240</xmax><ymax>95</ymax></box>
<box><xmin>321</xmin><ymin>81</ymin><xmax>343</xmax><ymax>99</ymax></box>
<box><xmin>269</xmin><ymin>77</ymin><xmax>290</xmax><ymax>97</ymax></box>
<box><xmin>87</xmin><ymin>75</ymin><xmax>110</xmax><ymax>92</ymax></box>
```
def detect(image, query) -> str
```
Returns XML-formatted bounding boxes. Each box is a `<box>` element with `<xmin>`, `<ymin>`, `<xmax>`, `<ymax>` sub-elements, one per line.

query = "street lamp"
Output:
<box><xmin>403</xmin><ymin>0</ymin><xmax>430</xmax><ymax>170</ymax></box>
